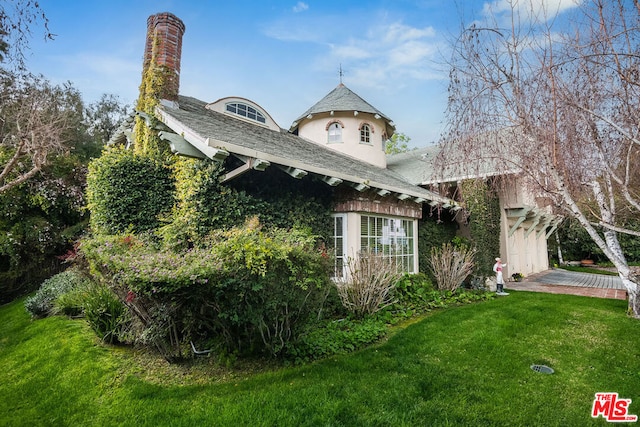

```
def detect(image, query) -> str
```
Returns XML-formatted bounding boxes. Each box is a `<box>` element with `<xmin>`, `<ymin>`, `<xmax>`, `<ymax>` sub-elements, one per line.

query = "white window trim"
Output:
<box><xmin>359</xmin><ymin>214</ymin><xmax>416</xmax><ymax>274</ymax></box>
<box><xmin>331</xmin><ymin>214</ymin><xmax>348</xmax><ymax>280</ymax></box>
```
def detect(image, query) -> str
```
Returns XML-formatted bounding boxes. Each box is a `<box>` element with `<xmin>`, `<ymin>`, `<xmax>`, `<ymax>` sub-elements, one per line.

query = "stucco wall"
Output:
<box><xmin>297</xmin><ymin>112</ymin><xmax>387</xmax><ymax>168</ymax></box>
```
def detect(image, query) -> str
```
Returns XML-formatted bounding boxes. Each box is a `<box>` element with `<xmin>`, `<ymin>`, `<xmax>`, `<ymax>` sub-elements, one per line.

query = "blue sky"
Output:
<box><xmin>25</xmin><ymin>0</ymin><xmax>579</xmax><ymax>146</ymax></box>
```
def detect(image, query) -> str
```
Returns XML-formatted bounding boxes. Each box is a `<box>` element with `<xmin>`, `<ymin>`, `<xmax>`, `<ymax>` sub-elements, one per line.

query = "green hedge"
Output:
<box><xmin>86</xmin><ymin>147</ymin><xmax>175</xmax><ymax>235</ymax></box>
<box><xmin>81</xmin><ymin>221</ymin><xmax>333</xmax><ymax>359</ymax></box>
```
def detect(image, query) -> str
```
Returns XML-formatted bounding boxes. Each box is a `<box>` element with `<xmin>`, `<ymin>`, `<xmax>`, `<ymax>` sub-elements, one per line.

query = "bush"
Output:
<box><xmin>24</xmin><ymin>269</ymin><xmax>90</xmax><ymax>318</ymax></box>
<box><xmin>459</xmin><ymin>179</ymin><xmax>500</xmax><ymax>278</ymax></box>
<box><xmin>82</xmin><ymin>283</ymin><xmax>130</xmax><ymax>344</ymax></box>
<box><xmin>203</xmin><ymin>220</ymin><xmax>333</xmax><ymax>357</ymax></box>
<box><xmin>418</xmin><ymin>209</ymin><xmax>458</xmax><ymax>275</ymax></box>
<box><xmin>335</xmin><ymin>251</ymin><xmax>404</xmax><ymax>317</ymax></box>
<box><xmin>53</xmin><ymin>286</ymin><xmax>87</xmax><ymax>317</ymax></box>
<box><xmin>429</xmin><ymin>243</ymin><xmax>476</xmax><ymax>292</ymax></box>
<box><xmin>86</xmin><ymin>147</ymin><xmax>175</xmax><ymax>235</ymax></box>
<box><xmin>393</xmin><ymin>273</ymin><xmax>435</xmax><ymax>309</ymax></box>
<box><xmin>286</xmin><ymin>317</ymin><xmax>387</xmax><ymax>363</ymax></box>
<box><xmin>81</xmin><ymin>219</ymin><xmax>333</xmax><ymax>359</ymax></box>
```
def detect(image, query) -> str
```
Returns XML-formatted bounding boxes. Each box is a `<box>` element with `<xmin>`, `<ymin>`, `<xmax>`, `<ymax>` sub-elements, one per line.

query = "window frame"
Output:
<box><xmin>331</xmin><ymin>214</ymin><xmax>348</xmax><ymax>279</ymax></box>
<box><xmin>359</xmin><ymin>124</ymin><xmax>372</xmax><ymax>145</ymax></box>
<box><xmin>225</xmin><ymin>102</ymin><xmax>267</xmax><ymax>124</ymax></box>
<box><xmin>327</xmin><ymin>122</ymin><xmax>343</xmax><ymax>144</ymax></box>
<box><xmin>360</xmin><ymin>214</ymin><xmax>415</xmax><ymax>273</ymax></box>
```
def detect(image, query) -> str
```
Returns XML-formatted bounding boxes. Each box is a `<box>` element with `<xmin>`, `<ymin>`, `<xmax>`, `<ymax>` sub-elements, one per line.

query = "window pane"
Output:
<box><xmin>360</xmin><ymin>125</ymin><xmax>371</xmax><ymax>143</ymax></box>
<box><xmin>359</xmin><ymin>214</ymin><xmax>414</xmax><ymax>273</ymax></box>
<box><xmin>328</xmin><ymin>123</ymin><xmax>342</xmax><ymax>143</ymax></box>
<box><xmin>332</xmin><ymin>215</ymin><xmax>347</xmax><ymax>278</ymax></box>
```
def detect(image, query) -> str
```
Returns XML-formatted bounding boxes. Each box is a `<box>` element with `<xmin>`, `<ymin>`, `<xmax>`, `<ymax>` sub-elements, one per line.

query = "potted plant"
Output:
<box><xmin>511</xmin><ymin>272</ymin><xmax>524</xmax><ymax>282</ymax></box>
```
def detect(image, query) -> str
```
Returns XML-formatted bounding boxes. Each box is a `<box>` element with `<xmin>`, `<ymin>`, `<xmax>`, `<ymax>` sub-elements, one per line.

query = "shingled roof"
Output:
<box><xmin>148</xmin><ymin>95</ymin><xmax>449</xmax><ymax>203</ymax></box>
<box><xmin>293</xmin><ymin>83</ymin><xmax>391</xmax><ymax>121</ymax></box>
<box><xmin>388</xmin><ymin>129</ymin><xmax>524</xmax><ymax>186</ymax></box>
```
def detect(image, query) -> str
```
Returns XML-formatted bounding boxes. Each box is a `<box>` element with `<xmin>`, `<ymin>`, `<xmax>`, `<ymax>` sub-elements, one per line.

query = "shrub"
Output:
<box><xmin>286</xmin><ymin>317</ymin><xmax>387</xmax><ymax>363</ymax></box>
<box><xmin>86</xmin><ymin>147</ymin><xmax>175</xmax><ymax>235</ymax></box>
<box><xmin>429</xmin><ymin>243</ymin><xmax>476</xmax><ymax>292</ymax></box>
<box><xmin>81</xmin><ymin>219</ymin><xmax>333</xmax><ymax>359</ymax></box>
<box><xmin>205</xmin><ymin>220</ymin><xmax>333</xmax><ymax>357</ymax></box>
<box><xmin>53</xmin><ymin>287</ymin><xmax>87</xmax><ymax>317</ymax></box>
<box><xmin>393</xmin><ymin>273</ymin><xmax>436</xmax><ymax>309</ymax></box>
<box><xmin>335</xmin><ymin>251</ymin><xmax>404</xmax><ymax>317</ymax></box>
<box><xmin>459</xmin><ymin>179</ymin><xmax>500</xmax><ymax>278</ymax></box>
<box><xmin>417</xmin><ymin>209</ymin><xmax>458</xmax><ymax>275</ymax></box>
<box><xmin>24</xmin><ymin>269</ymin><xmax>90</xmax><ymax>318</ymax></box>
<box><xmin>82</xmin><ymin>283</ymin><xmax>130</xmax><ymax>344</ymax></box>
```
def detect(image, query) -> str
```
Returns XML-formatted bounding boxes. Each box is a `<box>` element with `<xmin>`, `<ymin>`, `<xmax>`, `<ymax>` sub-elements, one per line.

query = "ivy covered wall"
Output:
<box><xmin>459</xmin><ymin>179</ymin><xmax>501</xmax><ymax>278</ymax></box>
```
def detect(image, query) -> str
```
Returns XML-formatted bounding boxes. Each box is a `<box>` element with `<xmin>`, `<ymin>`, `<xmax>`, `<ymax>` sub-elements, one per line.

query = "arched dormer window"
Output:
<box><xmin>359</xmin><ymin>123</ymin><xmax>373</xmax><ymax>144</ymax></box>
<box><xmin>326</xmin><ymin>120</ymin><xmax>344</xmax><ymax>143</ymax></box>
<box><xmin>226</xmin><ymin>102</ymin><xmax>266</xmax><ymax>124</ymax></box>
<box><xmin>206</xmin><ymin>97</ymin><xmax>280</xmax><ymax>131</ymax></box>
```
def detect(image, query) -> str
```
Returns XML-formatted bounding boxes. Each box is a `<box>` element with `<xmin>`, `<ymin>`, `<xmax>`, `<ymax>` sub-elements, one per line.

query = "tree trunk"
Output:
<box><xmin>554</xmin><ymin>231</ymin><xmax>564</xmax><ymax>265</ymax></box>
<box><xmin>561</xmin><ymin>183</ymin><xmax>640</xmax><ymax>317</ymax></box>
<box><xmin>621</xmin><ymin>275</ymin><xmax>640</xmax><ymax>318</ymax></box>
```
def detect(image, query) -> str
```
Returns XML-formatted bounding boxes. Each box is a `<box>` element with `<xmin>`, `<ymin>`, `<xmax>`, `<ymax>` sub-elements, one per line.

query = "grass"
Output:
<box><xmin>2</xmin><ymin>291</ymin><xmax>640</xmax><ymax>426</ymax></box>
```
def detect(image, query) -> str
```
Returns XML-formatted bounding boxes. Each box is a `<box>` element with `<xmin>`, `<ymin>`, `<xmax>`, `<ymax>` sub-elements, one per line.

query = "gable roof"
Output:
<box><xmin>145</xmin><ymin>95</ymin><xmax>450</xmax><ymax>203</ymax></box>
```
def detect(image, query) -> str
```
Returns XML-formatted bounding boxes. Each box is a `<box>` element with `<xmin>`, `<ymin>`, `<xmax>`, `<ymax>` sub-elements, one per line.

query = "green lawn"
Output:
<box><xmin>1</xmin><ymin>291</ymin><xmax>639</xmax><ymax>426</ymax></box>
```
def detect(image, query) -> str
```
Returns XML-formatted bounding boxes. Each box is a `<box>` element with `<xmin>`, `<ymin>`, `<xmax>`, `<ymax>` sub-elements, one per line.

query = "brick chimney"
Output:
<box><xmin>142</xmin><ymin>12</ymin><xmax>186</xmax><ymax>101</ymax></box>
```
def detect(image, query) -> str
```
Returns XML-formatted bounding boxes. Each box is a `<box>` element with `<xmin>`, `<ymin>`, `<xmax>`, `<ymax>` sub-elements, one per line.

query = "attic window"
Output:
<box><xmin>226</xmin><ymin>102</ymin><xmax>266</xmax><ymax>124</ymax></box>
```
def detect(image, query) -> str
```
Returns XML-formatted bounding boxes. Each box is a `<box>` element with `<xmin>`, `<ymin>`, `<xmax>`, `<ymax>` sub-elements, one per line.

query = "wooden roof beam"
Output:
<box><xmin>159</xmin><ymin>131</ymin><xmax>207</xmax><ymax>159</ymax></box>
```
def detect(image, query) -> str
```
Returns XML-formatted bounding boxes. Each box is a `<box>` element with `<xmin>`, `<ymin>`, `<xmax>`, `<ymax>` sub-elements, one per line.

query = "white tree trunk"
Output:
<box><xmin>554</xmin><ymin>231</ymin><xmax>564</xmax><ymax>265</ymax></box>
<box><xmin>563</xmin><ymin>181</ymin><xmax>640</xmax><ymax>318</ymax></box>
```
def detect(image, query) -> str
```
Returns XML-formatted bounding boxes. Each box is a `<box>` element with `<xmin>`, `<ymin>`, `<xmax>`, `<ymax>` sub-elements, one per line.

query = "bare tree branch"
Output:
<box><xmin>439</xmin><ymin>0</ymin><xmax>640</xmax><ymax>316</ymax></box>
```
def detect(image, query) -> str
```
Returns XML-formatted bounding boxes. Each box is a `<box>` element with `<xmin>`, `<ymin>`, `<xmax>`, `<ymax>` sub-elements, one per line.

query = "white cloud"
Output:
<box><xmin>292</xmin><ymin>2</ymin><xmax>309</xmax><ymax>13</ymax></box>
<box><xmin>328</xmin><ymin>21</ymin><xmax>441</xmax><ymax>89</ymax></box>
<box><xmin>381</xmin><ymin>22</ymin><xmax>436</xmax><ymax>43</ymax></box>
<box><xmin>483</xmin><ymin>0</ymin><xmax>582</xmax><ymax>22</ymax></box>
<box><xmin>263</xmin><ymin>10</ymin><xmax>442</xmax><ymax>91</ymax></box>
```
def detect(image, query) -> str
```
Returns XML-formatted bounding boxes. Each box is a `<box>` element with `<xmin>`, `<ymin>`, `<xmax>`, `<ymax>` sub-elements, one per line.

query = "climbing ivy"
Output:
<box><xmin>155</xmin><ymin>158</ymin><xmax>334</xmax><ymax>249</ymax></box>
<box><xmin>459</xmin><ymin>178</ymin><xmax>501</xmax><ymax>278</ymax></box>
<box><xmin>86</xmin><ymin>147</ymin><xmax>175</xmax><ymax>235</ymax></box>
<box><xmin>418</xmin><ymin>208</ymin><xmax>457</xmax><ymax>275</ymax></box>
<box><xmin>134</xmin><ymin>30</ymin><xmax>174</xmax><ymax>157</ymax></box>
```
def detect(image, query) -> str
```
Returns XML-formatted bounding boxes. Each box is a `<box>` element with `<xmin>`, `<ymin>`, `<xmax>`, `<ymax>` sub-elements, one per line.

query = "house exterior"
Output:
<box><xmin>110</xmin><ymin>12</ymin><xmax>455</xmax><ymax>279</ymax></box>
<box><xmin>387</xmin><ymin>145</ymin><xmax>563</xmax><ymax>279</ymax></box>
<box><xmin>111</xmin><ymin>12</ymin><xmax>558</xmax><ymax>281</ymax></box>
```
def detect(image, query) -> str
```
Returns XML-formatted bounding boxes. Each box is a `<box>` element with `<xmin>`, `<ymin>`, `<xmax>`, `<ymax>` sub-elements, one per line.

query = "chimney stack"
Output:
<box><xmin>143</xmin><ymin>12</ymin><xmax>186</xmax><ymax>101</ymax></box>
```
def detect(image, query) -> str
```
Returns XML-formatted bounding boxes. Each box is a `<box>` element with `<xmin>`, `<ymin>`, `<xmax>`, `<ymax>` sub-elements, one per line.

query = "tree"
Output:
<box><xmin>385</xmin><ymin>132</ymin><xmax>413</xmax><ymax>154</ymax></box>
<box><xmin>0</xmin><ymin>2</ymin><xmax>70</xmax><ymax>193</ymax></box>
<box><xmin>0</xmin><ymin>84</ymin><xmax>129</xmax><ymax>303</ymax></box>
<box><xmin>0</xmin><ymin>0</ymin><xmax>54</xmax><ymax>69</ymax></box>
<box><xmin>440</xmin><ymin>0</ymin><xmax>640</xmax><ymax>316</ymax></box>
<box><xmin>0</xmin><ymin>71</ymin><xmax>76</xmax><ymax>193</ymax></box>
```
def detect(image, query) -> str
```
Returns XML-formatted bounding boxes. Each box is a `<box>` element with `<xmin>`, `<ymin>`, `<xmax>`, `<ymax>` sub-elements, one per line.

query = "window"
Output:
<box><xmin>360</xmin><ymin>215</ymin><xmax>415</xmax><ymax>273</ymax></box>
<box><xmin>360</xmin><ymin>124</ymin><xmax>371</xmax><ymax>144</ymax></box>
<box><xmin>328</xmin><ymin>122</ymin><xmax>342</xmax><ymax>143</ymax></box>
<box><xmin>225</xmin><ymin>102</ymin><xmax>266</xmax><ymax>124</ymax></box>
<box><xmin>332</xmin><ymin>214</ymin><xmax>347</xmax><ymax>278</ymax></box>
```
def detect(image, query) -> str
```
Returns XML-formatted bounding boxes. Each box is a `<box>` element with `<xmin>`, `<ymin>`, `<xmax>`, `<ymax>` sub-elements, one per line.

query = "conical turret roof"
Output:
<box><xmin>293</xmin><ymin>83</ymin><xmax>391</xmax><ymax>123</ymax></box>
